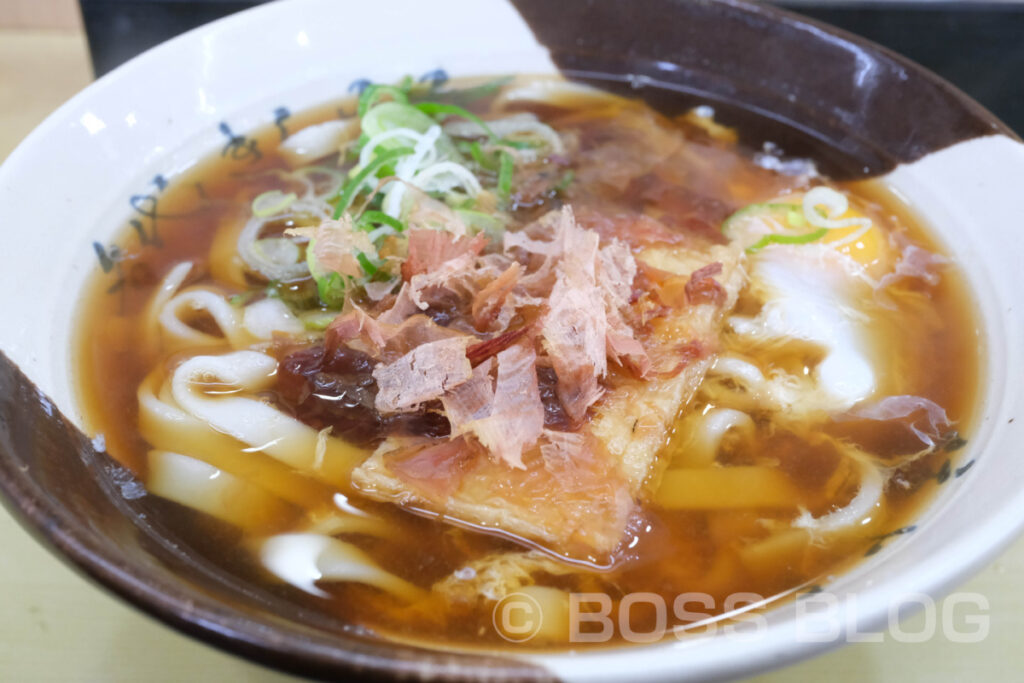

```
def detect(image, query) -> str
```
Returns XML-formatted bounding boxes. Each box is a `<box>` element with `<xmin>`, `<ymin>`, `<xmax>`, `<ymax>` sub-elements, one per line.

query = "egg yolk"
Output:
<box><xmin>821</xmin><ymin>218</ymin><xmax>887</xmax><ymax>270</ymax></box>
<box><xmin>769</xmin><ymin>192</ymin><xmax>892</xmax><ymax>274</ymax></box>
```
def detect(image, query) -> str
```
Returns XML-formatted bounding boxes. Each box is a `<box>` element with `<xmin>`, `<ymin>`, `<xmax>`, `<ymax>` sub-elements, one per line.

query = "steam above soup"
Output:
<box><xmin>75</xmin><ymin>76</ymin><xmax>977</xmax><ymax>647</ymax></box>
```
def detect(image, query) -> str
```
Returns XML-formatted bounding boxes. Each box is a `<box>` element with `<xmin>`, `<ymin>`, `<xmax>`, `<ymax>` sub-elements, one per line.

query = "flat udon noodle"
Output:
<box><xmin>146</xmin><ymin>448</ymin><xmax>298</xmax><ymax>533</ymax></box>
<box><xmin>159</xmin><ymin>289</ymin><xmax>247</xmax><ymax>349</ymax></box>
<box><xmin>146</xmin><ymin>261</ymin><xmax>308</xmax><ymax>357</ymax></box>
<box><xmin>258</xmin><ymin>533</ymin><xmax>425</xmax><ymax>600</ymax></box>
<box><xmin>169</xmin><ymin>351</ymin><xmax>367</xmax><ymax>487</ymax></box>
<box><xmin>138</xmin><ymin>369</ymin><xmax>337</xmax><ymax>507</ymax></box>
<box><xmin>670</xmin><ymin>407</ymin><xmax>756</xmax><ymax>468</ymax></box>
<box><xmin>352</xmin><ymin>241</ymin><xmax>746</xmax><ymax>563</ymax></box>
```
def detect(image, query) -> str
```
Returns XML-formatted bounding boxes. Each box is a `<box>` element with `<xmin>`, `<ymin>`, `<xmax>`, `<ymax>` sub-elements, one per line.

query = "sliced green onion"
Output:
<box><xmin>746</xmin><ymin>228</ymin><xmax>828</xmax><ymax>254</ymax></box>
<box><xmin>497</xmin><ymin>150</ymin><xmax>514</xmax><ymax>202</ymax></box>
<box><xmin>355</xmin><ymin>251</ymin><xmax>379</xmax><ymax>276</ymax></box>
<box><xmin>367</xmin><ymin>190</ymin><xmax>386</xmax><ymax>211</ymax></box>
<box><xmin>316</xmin><ymin>272</ymin><xmax>347</xmax><ymax>308</ymax></box>
<box><xmin>499</xmin><ymin>139</ymin><xmax>540</xmax><ymax>150</ymax></box>
<box><xmin>427</xmin><ymin>75</ymin><xmax>513</xmax><ymax>105</ymax></box>
<box><xmin>242</xmin><ymin>237</ymin><xmax>305</xmax><ymax>282</ymax></box>
<box><xmin>444</xmin><ymin>191</ymin><xmax>476</xmax><ymax>210</ymax></box>
<box><xmin>415</xmin><ymin>102</ymin><xmax>499</xmax><ymax>143</ymax></box>
<box><xmin>294</xmin><ymin>166</ymin><xmax>346</xmax><ymax>198</ymax></box>
<box><xmin>251</xmin><ymin>190</ymin><xmax>298</xmax><ymax>217</ymax></box>
<box><xmin>554</xmin><ymin>169</ymin><xmax>575</xmax><ymax>194</ymax></box>
<box><xmin>357</xmin><ymin>210</ymin><xmax>405</xmax><ymax>233</ymax></box>
<box><xmin>344</xmin><ymin>184</ymin><xmax>389</xmax><ymax>217</ymax></box>
<box><xmin>721</xmin><ymin>202</ymin><xmax>829</xmax><ymax>253</ymax></box>
<box><xmin>359</xmin><ymin>102</ymin><xmax>461</xmax><ymax>161</ymax></box>
<box><xmin>305</xmin><ymin>239</ymin><xmax>347</xmax><ymax>308</ymax></box>
<box><xmin>457</xmin><ymin>209</ymin><xmax>505</xmax><ymax>238</ymax></box>
<box><xmin>265</xmin><ymin>279</ymin><xmax>322</xmax><ymax>311</ymax></box>
<box><xmin>332</xmin><ymin>146</ymin><xmax>414</xmax><ymax>218</ymax></box>
<box><xmin>358</xmin><ymin>84</ymin><xmax>410</xmax><ymax>117</ymax></box>
<box><xmin>300</xmin><ymin>310</ymin><xmax>338</xmax><ymax>331</ymax></box>
<box><xmin>352</xmin><ymin>132</ymin><xmax>370</xmax><ymax>154</ymax></box>
<box><xmin>721</xmin><ymin>202</ymin><xmax>800</xmax><ymax>239</ymax></box>
<box><xmin>360</xmin><ymin>102</ymin><xmax>435</xmax><ymax>138</ymax></box>
<box><xmin>228</xmin><ymin>291</ymin><xmax>258</xmax><ymax>307</ymax></box>
<box><xmin>469</xmin><ymin>141</ymin><xmax>498</xmax><ymax>171</ymax></box>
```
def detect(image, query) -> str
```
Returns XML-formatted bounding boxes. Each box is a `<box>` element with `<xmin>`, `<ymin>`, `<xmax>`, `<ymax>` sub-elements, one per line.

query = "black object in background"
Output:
<box><xmin>80</xmin><ymin>0</ymin><xmax>265</xmax><ymax>77</ymax></box>
<box><xmin>777</xmin><ymin>2</ymin><xmax>1024</xmax><ymax>136</ymax></box>
<box><xmin>80</xmin><ymin>0</ymin><xmax>1023</xmax><ymax>135</ymax></box>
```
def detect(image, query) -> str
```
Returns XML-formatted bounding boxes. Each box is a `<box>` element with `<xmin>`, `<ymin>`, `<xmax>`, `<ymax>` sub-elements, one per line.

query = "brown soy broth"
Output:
<box><xmin>73</xmin><ymin>77</ymin><xmax>980</xmax><ymax>649</ymax></box>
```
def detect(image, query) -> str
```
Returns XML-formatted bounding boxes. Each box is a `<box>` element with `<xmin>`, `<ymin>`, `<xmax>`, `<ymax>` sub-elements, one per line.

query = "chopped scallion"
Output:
<box><xmin>332</xmin><ymin>146</ymin><xmax>414</xmax><ymax>218</ymax></box>
<box><xmin>746</xmin><ymin>228</ymin><xmax>828</xmax><ymax>253</ymax></box>
<box><xmin>316</xmin><ymin>271</ymin><xmax>347</xmax><ymax>308</ymax></box>
<box><xmin>415</xmin><ymin>102</ymin><xmax>499</xmax><ymax>142</ymax></box>
<box><xmin>497</xmin><ymin>150</ymin><xmax>514</xmax><ymax>202</ymax></box>
<box><xmin>554</xmin><ymin>169</ymin><xmax>575</xmax><ymax>194</ymax></box>
<box><xmin>358</xmin><ymin>84</ymin><xmax>410</xmax><ymax>117</ymax></box>
<box><xmin>469</xmin><ymin>141</ymin><xmax>498</xmax><ymax>170</ymax></box>
<box><xmin>251</xmin><ymin>190</ymin><xmax>297</xmax><ymax>217</ymax></box>
<box><xmin>301</xmin><ymin>310</ymin><xmax>338</xmax><ymax>331</ymax></box>
<box><xmin>353</xmin><ymin>132</ymin><xmax>370</xmax><ymax>153</ymax></box>
<box><xmin>457</xmin><ymin>209</ymin><xmax>505</xmax><ymax>238</ymax></box>
<box><xmin>357</xmin><ymin>210</ymin><xmax>405</xmax><ymax>233</ymax></box>
<box><xmin>356</xmin><ymin>251</ymin><xmax>379</xmax><ymax>276</ymax></box>
<box><xmin>228</xmin><ymin>291</ymin><xmax>258</xmax><ymax>307</ymax></box>
<box><xmin>499</xmin><ymin>139</ymin><xmax>540</xmax><ymax>150</ymax></box>
<box><xmin>426</xmin><ymin>75</ymin><xmax>513</xmax><ymax>105</ymax></box>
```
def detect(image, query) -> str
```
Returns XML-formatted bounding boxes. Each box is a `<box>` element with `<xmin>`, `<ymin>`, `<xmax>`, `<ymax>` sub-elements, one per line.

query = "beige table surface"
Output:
<box><xmin>1</xmin><ymin>27</ymin><xmax>1021</xmax><ymax>683</ymax></box>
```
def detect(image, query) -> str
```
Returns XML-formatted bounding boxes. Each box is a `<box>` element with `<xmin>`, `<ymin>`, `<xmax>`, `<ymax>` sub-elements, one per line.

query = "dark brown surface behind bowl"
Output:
<box><xmin>0</xmin><ymin>351</ymin><xmax>556</xmax><ymax>682</ymax></box>
<box><xmin>510</xmin><ymin>0</ymin><xmax>1012</xmax><ymax>179</ymax></box>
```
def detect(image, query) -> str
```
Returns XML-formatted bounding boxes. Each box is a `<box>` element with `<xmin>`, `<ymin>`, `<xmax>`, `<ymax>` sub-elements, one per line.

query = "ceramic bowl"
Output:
<box><xmin>0</xmin><ymin>0</ymin><xmax>1022</xmax><ymax>680</ymax></box>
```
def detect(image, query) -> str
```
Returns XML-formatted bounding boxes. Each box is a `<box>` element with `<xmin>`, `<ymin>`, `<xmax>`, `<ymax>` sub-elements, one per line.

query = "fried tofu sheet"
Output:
<box><xmin>352</xmin><ymin>243</ymin><xmax>745</xmax><ymax>563</ymax></box>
